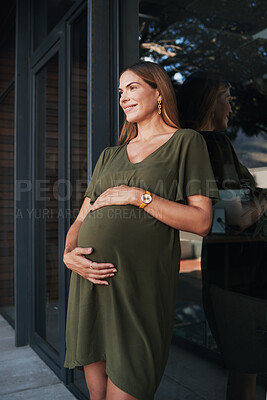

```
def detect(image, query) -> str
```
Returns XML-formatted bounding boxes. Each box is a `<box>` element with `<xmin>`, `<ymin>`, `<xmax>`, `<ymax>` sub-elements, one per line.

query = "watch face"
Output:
<box><xmin>141</xmin><ymin>193</ymin><xmax>152</xmax><ymax>204</ymax></box>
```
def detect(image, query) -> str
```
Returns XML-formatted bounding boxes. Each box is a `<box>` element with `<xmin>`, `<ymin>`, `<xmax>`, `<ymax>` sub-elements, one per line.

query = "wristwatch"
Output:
<box><xmin>139</xmin><ymin>190</ymin><xmax>152</xmax><ymax>209</ymax></box>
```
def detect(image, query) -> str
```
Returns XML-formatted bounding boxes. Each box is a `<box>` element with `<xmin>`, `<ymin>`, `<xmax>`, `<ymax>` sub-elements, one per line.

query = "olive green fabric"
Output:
<box><xmin>64</xmin><ymin>129</ymin><xmax>218</xmax><ymax>399</ymax></box>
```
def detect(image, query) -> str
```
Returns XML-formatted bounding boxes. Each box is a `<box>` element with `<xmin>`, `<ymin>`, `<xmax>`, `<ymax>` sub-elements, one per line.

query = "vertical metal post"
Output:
<box><xmin>119</xmin><ymin>0</ymin><xmax>139</xmax><ymax>70</ymax></box>
<box><xmin>14</xmin><ymin>0</ymin><xmax>30</xmax><ymax>346</ymax></box>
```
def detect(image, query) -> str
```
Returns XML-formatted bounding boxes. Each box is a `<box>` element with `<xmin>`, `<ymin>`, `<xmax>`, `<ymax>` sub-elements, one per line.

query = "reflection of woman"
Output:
<box><xmin>178</xmin><ymin>72</ymin><xmax>267</xmax><ymax>400</ymax></box>
<box><xmin>63</xmin><ymin>62</ymin><xmax>218</xmax><ymax>400</ymax></box>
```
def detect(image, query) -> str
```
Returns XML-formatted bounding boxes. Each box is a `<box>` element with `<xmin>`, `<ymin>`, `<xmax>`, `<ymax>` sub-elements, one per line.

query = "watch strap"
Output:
<box><xmin>139</xmin><ymin>190</ymin><xmax>151</xmax><ymax>209</ymax></box>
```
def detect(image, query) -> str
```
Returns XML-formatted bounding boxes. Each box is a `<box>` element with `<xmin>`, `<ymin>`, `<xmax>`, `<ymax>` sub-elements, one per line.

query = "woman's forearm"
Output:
<box><xmin>91</xmin><ymin>185</ymin><xmax>213</xmax><ymax>236</ymax></box>
<box><xmin>131</xmin><ymin>189</ymin><xmax>212</xmax><ymax>236</ymax></box>
<box><xmin>64</xmin><ymin>220</ymin><xmax>83</xmax><ymax>255</ymax></box>
<box><xmin>233</xmin><ymin>195</ymin><xmax>267</xmax><ymax>232</ymax></box>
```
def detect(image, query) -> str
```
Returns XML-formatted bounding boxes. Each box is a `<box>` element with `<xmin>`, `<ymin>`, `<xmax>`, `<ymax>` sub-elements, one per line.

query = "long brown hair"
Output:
<box><xmin>118</xmin><ymin>61</ymin><xmax>180</xmax><ymax>145</ymax></box>
<box><xmin>177</xmin><ymin>71</ymin><xmax>231</xmax><ymax>131</ymax></box>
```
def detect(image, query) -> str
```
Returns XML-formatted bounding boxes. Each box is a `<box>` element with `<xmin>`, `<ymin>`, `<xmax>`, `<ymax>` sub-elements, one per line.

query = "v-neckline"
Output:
<box><xmin>124</xmin><ymin>129</ymin><xmax>180</xmax><ymax>165</ymax></box>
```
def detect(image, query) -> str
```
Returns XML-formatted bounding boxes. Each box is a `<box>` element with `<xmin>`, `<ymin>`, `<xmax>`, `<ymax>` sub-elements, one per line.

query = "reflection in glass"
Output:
<box><xmin>178</xmin><ymin>71</ymin><xmax>267</xmax><ymax>390</ymax></box>
<box><xmin>0</xmin><ymin>88</ymin><xmax>15</xmax><ymax>322</ymax></box>
<box><xmin>35</xmin><ymin>54</ymin><xmax>60</xmax><ymax>352</ymax></box>
<box><xmin>139</xmin><ymin>0</ymin><xmax>267</xmax><ymax>394</ymax></box>
<box><xmin>70</xmin><ymin>9</ymin><xmax>88</xmax><ymax>396</ymax></box>
<box><xmin>139</xmin><ymin>0</ymin><xmax>267</xmax><ymax>168</ymax></box>
<box><xmin>70</xmin><ymin>9</ymin><xmax>88</xmax><ymax>224</ymax></box>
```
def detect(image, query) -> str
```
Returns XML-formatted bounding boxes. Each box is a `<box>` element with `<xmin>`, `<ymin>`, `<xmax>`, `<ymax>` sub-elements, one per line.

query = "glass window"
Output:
<box><xmin>0</xmin><ymin>28</ymin><xmax>15</xmax><ymax>95</ymax></box>
<box><xmin>0</xmin><ymin>6</ymin><xmax>15</xmax><ymax>323</ymax></box>
<box><xmin>34</xmin><ymin>0</ymin><xmax>79</xmax><ymax>49</ymax></box>
<box><xmin>139</xmin><ymin>0</ymin><xmax>267</xmax><ymax>387</ymax></box>
<box><xmin>0</xmin><ymin>87</ymin><xmax>15</xmax><ymax>323</ymax></box>
<box><xmin>69</xmin><ymin>9</ymin><xmax>89</xmax><ymax>396</ymax></box>
<box><xmin>34</xmin><ymin>54</ymin><xmax>60</xmax><ymax>352</ymax></box>
<box><xmin>70</xmin><ymin>9</ymin><xmax>88</xmax><ymax>224</ymax></box>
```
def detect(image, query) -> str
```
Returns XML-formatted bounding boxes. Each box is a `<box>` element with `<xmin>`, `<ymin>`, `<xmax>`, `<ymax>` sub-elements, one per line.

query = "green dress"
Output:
<box><xmin>64</xmin><ymin>129</ymin><xmax>218</xmax><ymax>399</ymax></box>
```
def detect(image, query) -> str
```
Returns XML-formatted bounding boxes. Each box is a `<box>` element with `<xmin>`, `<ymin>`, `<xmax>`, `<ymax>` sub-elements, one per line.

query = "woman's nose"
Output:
<box><xmin>120</xmin><ymin>92</ymin><xmax>129</xmax><ymax>102</ymax></box>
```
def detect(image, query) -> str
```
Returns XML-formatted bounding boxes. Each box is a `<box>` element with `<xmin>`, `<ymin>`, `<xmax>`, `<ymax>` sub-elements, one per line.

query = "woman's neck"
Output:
<box><xmin>135</xmin><ymin>115</ymin><xmax>175</xmax><ymax>142</ymax></box>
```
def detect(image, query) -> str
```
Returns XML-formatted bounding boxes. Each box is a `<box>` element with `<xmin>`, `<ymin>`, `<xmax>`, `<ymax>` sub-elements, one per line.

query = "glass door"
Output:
<box><xmin>34</xmin><ymin>53</ymin><xmax>60</xmax><ymax>354</ymax></box>
<box><xmin>67</xmin><ymin>8</ymin><xmax>89</xmax><ymax>398</ymax></box>
<box><xmin>31</xmin><ymin>4</ymin><xmax>89</xmax><ymax>387</ymax></box>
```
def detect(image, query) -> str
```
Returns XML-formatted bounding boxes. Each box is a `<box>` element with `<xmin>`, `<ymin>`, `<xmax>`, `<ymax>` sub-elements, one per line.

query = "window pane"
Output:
<box><xmin>0</xmin><ymin>88</ymin><xmax>15</xmax><ymax>322</ymax></box>
<box><xmin>69</xmin><ymin>9</ymin><xmax>89</xmax><ymax>396</ymax></box>
<box><xmin>0</xmin><ymin>27</ymin><xmax>15</xmax><ymax>95</ymax></box>
<box><xmin>70</xmin><ymin>9</ymin><xmax>88</xmax><ymax>224</ymax></box>
<box><xmin>139</xmin><ymin>0</ymin><xmax>267</xmax><ymax>391</ymax></box>
<box><xmin>35</xmin><ymin>54</ymin><xmax>60</xmax><ymax>352</ymax></box>
<box><xmin>0</xmin><ymin>10</ymin><xmax>15</xmax><ymax>322</ymax></box>
<box><xmin>34</xmin><ymin>0</ymin><xmax>79</xmax><ymax>49</ymax></box>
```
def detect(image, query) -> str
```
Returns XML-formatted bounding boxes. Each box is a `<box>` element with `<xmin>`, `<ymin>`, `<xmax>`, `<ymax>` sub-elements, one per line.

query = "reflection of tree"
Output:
<box><xmin>229</xmin><ymin>84</ymin><xmax>267</xmax><ymax>140</ymax></box>
<box><xmin>139</xmin><ymin>0</ymin><xmax>267</xmax><ymax>137</ymax></box>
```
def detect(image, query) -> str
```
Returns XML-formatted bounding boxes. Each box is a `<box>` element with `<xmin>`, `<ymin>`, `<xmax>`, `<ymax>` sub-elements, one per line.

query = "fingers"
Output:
<box><xmin>89</xmin><ymin>261</ymin><xmax>114</xmax><ymax>269</ymax></box>
<box><xmin>67</xmin><ymin>246</ymin><xmax>118</xmax><ymax>285</ymax></box>
<box><xmin>91</xmin><ymin>185</ymin><xmax>131</xmax><ymax>211</ymax></box>
<box><xmin>74</xmin><ymin>247</ymin><xmax>93</xmax><ymax>255</ymax></box>
<box><xmin>86</xmin><ymin>266</ymin><xmax>117</xmax><ymax>286</ymax></box>
<box><xmin>72</xmin><ymin>247</ymin><xmax>115</xmax><ymax>270</ymax></box>
<box><xmin>87</xmin><ymin>266</ymin><xmax>117</xmax><ymax>278</ymax></box>
<box><xmin>89</xmin><ymin>278</ymin><xmax>110</xmax><ymax>285</ymax></box>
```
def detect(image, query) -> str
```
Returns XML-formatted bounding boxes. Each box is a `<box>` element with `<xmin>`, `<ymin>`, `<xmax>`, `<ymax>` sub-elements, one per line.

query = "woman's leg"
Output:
<box><xmin>106</xmin><ymin>377</ymin><xmax>139</xmax><ymax>400</ymax></box>
<box><xmin>84</xmin><ymin>360</ymin><xmax>108</xmax><ymax>400</ymax></box>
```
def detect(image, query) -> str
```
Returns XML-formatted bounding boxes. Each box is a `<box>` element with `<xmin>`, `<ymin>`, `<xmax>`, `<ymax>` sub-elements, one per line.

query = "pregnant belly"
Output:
<box><xmin>77</xmin><ymin>205</ymin><xmax>163</xmax><ymax>264</ymax></box>
<box><xmin>78</xmin><ymin>205</ymin><xmax>180</xmax><ymax>288</ymax></box>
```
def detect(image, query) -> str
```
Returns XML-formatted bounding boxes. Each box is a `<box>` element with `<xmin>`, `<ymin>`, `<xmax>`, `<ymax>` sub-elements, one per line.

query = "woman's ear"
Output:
<box><xmin>157</xmin><ymin>91</ymin><xmax>162</xmax><ymax>101</ymax></box>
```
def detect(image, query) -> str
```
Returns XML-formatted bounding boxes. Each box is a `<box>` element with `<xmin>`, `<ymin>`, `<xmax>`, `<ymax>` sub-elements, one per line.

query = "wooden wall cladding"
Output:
<box><xmin>0</xmin><ymin>46</ymin><xmax>15</xmax><ymax>95</ymax></box>
<box><xmin>43</xmin><ymin>60</ymin><xmax>59</xmax><ymax>303</ymax></box>
<box><xmin>0</xmin><ymin>88</ymin><xmax>14</xmax><ymax>307</ymax></box>
<box><xmin>71</xmin><ymin>64</ymin><xmax>87</xmax><ymax>219</ymax></box>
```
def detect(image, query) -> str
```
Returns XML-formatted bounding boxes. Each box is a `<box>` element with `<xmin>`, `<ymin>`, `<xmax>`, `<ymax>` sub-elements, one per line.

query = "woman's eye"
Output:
<box><xmin>130</xmin><ymin>86</ymin><xmax>136</xmax><ymax>90</ymax></box>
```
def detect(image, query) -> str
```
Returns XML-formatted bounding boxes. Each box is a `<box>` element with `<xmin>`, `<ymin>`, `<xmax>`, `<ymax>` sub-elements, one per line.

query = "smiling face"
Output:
<box><xmin>212</xmin><ymin>86</ymin><xmax>232</xmax><ymax>131</ymax></box>
<box><xmin>119</xmin><ymin>70</ymin><xmax>161</xmax><ymax>125</ymax></box>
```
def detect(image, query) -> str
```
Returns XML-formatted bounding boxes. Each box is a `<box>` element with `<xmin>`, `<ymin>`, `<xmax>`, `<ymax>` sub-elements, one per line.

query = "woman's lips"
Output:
<box><xmin>124</xmin><ymin>105</ymin><xmax>137</xmax><ymax>112</ymax></box>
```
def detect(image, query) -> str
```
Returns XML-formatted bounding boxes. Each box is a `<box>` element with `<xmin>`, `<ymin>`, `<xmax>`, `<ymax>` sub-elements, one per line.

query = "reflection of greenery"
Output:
<box><xmin>139</xmin><ymin>0</ymin><xmax>267</xmax><ymax>138</ymax></box>
<box><xmin>229</xmin><ymin>84</ymin><xmax>267</xmax><ymax>139</ymax></box>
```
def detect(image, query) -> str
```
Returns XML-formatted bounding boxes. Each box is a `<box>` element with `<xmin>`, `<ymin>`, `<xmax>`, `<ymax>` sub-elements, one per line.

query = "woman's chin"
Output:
<box><xmin>126</xmin><ymin>114</ymin><xmax>139</xmax><ymax>124</ymax></box>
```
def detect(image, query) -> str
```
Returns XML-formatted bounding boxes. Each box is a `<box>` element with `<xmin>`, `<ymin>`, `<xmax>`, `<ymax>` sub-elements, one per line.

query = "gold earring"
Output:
<box><xmin>158</xmin><ymin>99</ymin><xmax>162</xmax><ymax>115</ymax></box>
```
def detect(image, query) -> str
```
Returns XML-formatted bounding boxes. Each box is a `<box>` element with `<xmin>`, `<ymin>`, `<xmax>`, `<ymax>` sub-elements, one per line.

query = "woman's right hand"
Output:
<box><xmin>63</xmin><ymin>247</ymin><xmax>117</xmax><ymax>285</ymax></box>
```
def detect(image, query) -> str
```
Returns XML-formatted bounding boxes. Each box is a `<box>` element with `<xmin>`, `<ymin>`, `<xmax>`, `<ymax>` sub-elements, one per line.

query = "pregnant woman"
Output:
<box><xmin>63</xmin><ymin>61</ymin><xmax>218</xmax><ymax>400</ymax></box>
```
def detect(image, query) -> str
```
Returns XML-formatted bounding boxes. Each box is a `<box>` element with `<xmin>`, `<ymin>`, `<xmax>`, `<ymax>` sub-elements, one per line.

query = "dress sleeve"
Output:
<box><xmin>175</xmin><ymin>130</ymin><xmax>219</xmax><ymax>204</ymax></box>
<box><xmin>83</xmin><ymin>147</ymin><xmax>109</xmax><ymax>202</ymax></box>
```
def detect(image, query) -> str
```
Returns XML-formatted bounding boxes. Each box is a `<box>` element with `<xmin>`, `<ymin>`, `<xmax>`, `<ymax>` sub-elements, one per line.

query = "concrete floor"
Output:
<box><xmin>0</xmin><ymin>314</ymin><xmax>266</xmax><ymax>400</ymax></box>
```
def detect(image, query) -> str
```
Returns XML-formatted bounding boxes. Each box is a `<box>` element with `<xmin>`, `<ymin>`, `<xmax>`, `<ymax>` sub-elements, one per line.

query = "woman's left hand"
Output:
<box><xmin>91</xmin><ymin>185</ymin><xmax>143</xmax><ymax>210</ymax></box>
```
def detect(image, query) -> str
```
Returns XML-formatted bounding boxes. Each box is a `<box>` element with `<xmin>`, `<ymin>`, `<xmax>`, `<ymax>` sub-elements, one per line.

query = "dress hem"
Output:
<box><xmin>64</xmin><ymin>355</ymin><xmax>106</xmax><ymax>370</ymax></box>
<box><xmin>106</xmin><ymin>366</ymin><xmax>155</xmax><ymax>400</ymax></box>
<box><xmin>64</xmin><ymin>358</ymin><xmax>155</xmax><ymax>400</ymax></box>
